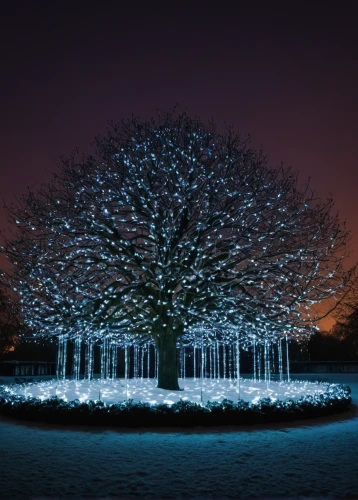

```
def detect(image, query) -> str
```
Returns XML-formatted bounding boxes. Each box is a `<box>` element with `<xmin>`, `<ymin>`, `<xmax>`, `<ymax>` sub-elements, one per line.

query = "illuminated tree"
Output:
<box><xmin>3</xmin><ymin>111</ymin><xmax>352</xmax><ymax>389</ymax></box>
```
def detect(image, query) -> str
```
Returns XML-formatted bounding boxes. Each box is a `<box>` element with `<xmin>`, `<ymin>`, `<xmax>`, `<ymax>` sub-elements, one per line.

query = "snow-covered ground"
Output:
<box><xmin>1</xmin><ymin>373</ymin><xmax>358</xmax><ymax>499</ymax></box>
<box><xmin>5</xmin><ymin>376</ymin><xmax>332</xmax><ymax>406</ymax></box>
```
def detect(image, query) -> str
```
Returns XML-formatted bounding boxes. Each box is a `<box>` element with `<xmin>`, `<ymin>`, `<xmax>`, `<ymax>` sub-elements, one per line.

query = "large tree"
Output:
<box><xmin>3</xmin><ymin>111</ymin><xmax>352</xmax><ymax>389</ymax></box>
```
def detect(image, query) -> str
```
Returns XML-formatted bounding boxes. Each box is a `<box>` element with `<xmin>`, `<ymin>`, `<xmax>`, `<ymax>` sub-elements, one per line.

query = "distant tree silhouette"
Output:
<box><xmin>329</xmin><ymin>278</ymin><xmax>358</xmax><ymax>359</ymax></box>
<box><xmin>0</xmin><ymin>285</ymin><xmax>21</xmax><ymax>357</ymax></box>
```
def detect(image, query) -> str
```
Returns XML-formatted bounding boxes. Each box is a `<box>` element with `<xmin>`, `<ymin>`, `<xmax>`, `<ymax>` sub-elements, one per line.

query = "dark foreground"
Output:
<box><xmin>1</xmin><ymin>373</ymin><xmax>358</xmax><ymax>499</ymax></box>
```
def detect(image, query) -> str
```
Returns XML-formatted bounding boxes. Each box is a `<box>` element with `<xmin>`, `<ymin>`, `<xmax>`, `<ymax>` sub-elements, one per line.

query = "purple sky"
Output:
<box><xmin>1</xmin><ymin>3</ymin><xmax>357</xmax><ymax>329</ymax></box>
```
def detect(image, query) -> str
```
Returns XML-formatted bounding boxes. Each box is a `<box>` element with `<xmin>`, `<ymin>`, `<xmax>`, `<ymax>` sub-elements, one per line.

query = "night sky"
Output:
<box><xmin>1</xmin><ymin>2</ymin><xmax>357</xmax><ymax>330</ymax></box>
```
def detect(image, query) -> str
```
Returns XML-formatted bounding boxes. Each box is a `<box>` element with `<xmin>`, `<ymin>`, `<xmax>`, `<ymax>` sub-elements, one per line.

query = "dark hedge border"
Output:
<box><xmin>0</xmin><ymin>383</ymin><xmax>351</xmax><ymax>427</ymax></box>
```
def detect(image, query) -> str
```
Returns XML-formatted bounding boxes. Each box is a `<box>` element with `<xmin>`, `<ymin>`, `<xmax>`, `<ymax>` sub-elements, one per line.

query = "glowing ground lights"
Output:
<box><xmin>0</xmin><ymin>377</ymin><xmax>351</xmax><ymax>427</ymax></box>
<box><xmin>5</xmin><ymin>377</ymin><xmax>336</xmax><ymax>405</ymax></box>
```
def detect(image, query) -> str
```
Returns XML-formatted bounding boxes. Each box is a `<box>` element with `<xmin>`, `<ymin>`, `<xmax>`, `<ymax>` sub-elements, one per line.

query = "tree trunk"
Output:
<box><xmin>156</xmin><ymin>332</ymin><xmax>181</xmax><ymax>390</ymax></box>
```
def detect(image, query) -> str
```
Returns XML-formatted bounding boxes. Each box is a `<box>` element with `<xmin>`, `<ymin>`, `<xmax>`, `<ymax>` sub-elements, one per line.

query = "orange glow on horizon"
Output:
<box><xmin>319</xmin><ymin>315</ymin><xmax>336</xmax><ymax>332</ymax></box>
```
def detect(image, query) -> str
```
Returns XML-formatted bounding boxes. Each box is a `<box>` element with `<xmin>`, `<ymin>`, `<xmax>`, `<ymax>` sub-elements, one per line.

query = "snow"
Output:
<box><xmin>5</xmin><ymin>376</ymin><xmax>331</xmax><ymax>406</ymax></box>
<box><xmin>1</xmin><ymin>373</ymin><xmax>358</xmax><ymax>499</ymax></box>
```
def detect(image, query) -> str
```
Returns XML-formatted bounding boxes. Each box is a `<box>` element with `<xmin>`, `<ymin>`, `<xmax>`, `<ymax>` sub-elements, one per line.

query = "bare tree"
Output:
<box><xmin>3</xmin><ymin>111</ymin><xmax>352</xmax><ymax>389</ymax></box>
